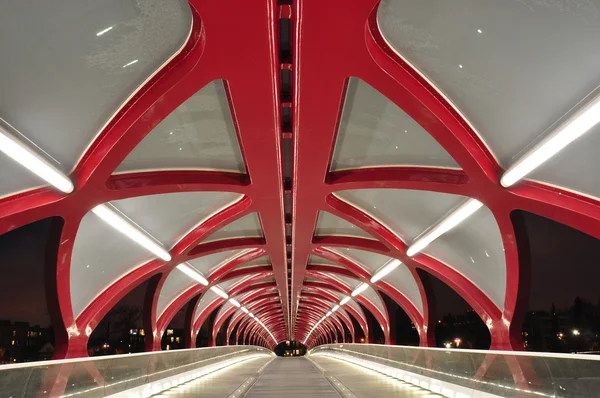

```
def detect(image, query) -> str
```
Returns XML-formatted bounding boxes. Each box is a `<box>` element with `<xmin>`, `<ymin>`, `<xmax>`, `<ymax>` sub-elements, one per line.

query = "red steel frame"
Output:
<box><xmin>0</xmin><ymin>0</ymin><xmax>599</xmax><ymax>364</ymax></box>
<box><xmin>290</xmin><ymin>0</ymin><xmax>600</xmax><ymax>350</ymax></box>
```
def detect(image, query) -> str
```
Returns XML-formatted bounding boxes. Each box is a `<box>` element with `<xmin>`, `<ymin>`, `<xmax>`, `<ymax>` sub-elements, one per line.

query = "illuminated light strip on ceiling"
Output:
<box><xmin>406</xmin><ymin>199</ymin><xmax>483</xmax><ymax>257</ymax></box>
<box><xmin>91</xmin><ymin>204</ymin><xmax>171</xmax><ymax>261</ymax></box>
<box><xmin>304</xmin><ymin>293</ymin><xmax>358</xmax><ymax>344</ymax></box>
<box><xmin>370</xmin><ymin>259</ymin><xmax>401</xmax><ymax>283</ymax></box>
<box><xmin>176</xmin><ymin>263</ymin><xmax>208</xmax><ymax>285</ymax></box>
<box><xmin>501</xmin><ymin>93</ymin><xmax>600</xmax><ymax>187</ymax></box>
<box><xmin>210</xmin><ymin>286</ymin><xmax>228</xmax><ymax>299</ymax></box>
<box><xmin>234</xmin><ymin>297</ymin><xmax>277</xmax><ymax>343</ymax></box>
<box><xmin>0</xmin><ymin>126</ymin><xmax>74</xmax><ymax>193</ymax></box>
<box><xmin>351</xmin><ymin>283</ymin><xmax>368</xmax><ymax>297</ymax></box>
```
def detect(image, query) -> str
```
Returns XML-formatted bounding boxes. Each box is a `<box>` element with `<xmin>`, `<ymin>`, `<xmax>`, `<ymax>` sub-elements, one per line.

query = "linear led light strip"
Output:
<box><xmin>177</xmin><ymin>260</ymin><xmax>274</xmax><ymax>342</ymax></box>
<box><xmin>304</xmin><ymin>286</ymin><xmax>392</xmax><ymax>344</ymax></box>
<box><xmin>330</xmin><ymin>203</ymin><xmax>481</xmax><ymax>302</ymax></box>
<box><xmin>235</xmin><ymin>301</ymin><xmax>277</xmax><ymax>343</ymax></box>
<box><xmin>177</xmin><ymin>263</ymin><xmax>209</xmax><ymax>285</ymax></box>
<box><xmin>406</xmin><ymin>198</ymin><xmax>483</xmax><ymax>257</ymax></box>
<box><xmin>502</xmin><ymin>92</ymin><xmax>600</xmax><ymax>187</ymax></box>
<box><xmin>383</xmin><ymin>93</ymin><xmax>600</xmax><ymax>260</ymax></box>
<box><xmin>303</xmin><ymin>294</ymin><xmax>355</xmax><ymax>344</ymax></box>
<box><xmin>0</xmin><ymin>126</ymin><xmax>74</xmax><ymax>193</ymax></box>
<box><xmin>92</xmin><ymin>204</ymin><xmax>172</xmax><ymax>261</ymax></box>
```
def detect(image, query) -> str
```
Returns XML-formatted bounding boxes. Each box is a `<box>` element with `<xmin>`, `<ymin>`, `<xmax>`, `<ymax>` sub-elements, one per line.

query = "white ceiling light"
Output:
<box><xmin>332</xmin><ymin>305</ymin><xmax>340</xmax><ymax>312</ymax></box>
<box><xmin>351</xmin><ymin>283</ymin><xmax>368</xmax><ymax>297</ymax></box>
<box><xmin>96</xmin><ymin>26</ymin><xmax>113</xmax><ymax>36</ymax></box>
<box><xmin>241</xmin><ymin>307</ymin><xmax>249</xmax><ymax>314</ymax></box>
<box><xmin>339</xmin><ymin>296</ymin><xmax>351</xmax><ymax>306</ymax></box>
<box><xmin>229</xmin><ymin>298</ymin><xmax>241</xmax><ymax>307</ymax></box>
<box><xmin>406</xmin><ymin>199</ymin><xmax>483</xmax><ymax>257</ymax></box>
<box><xmin>92</xmin><ymin>204</ymin><xmax>171</xmax><ymax>261</ymax></box>
<box><xmin>0</xmin><ymin>126</ymin><xmax>74</xmax><ymax>194</ymax></box>
<box><xmin>210</xmin><ymin>286</ymin><xmax>228</xmax><ymax>299</ymax></box>
<box><xmin>176</xmin><ymin>263</ymin><xmax>208</xmax><ymax>285</ymax></box>
<box><xmin>326</xmin><ymin>311</ymin><xmax>332</xmax><ymax>317</ymax></box>
<box><xmin>370</xmin><ymin>259</ymin><xmax>401</xmax><ymax>283</ymax></box>
<box><xmin>249</xmin><ymin>313</ymin><xmax>255</xmax><ymax>318</ymax></box>
<box><xmin>502</xmin><ymin>95</ymin><xmax>600</xmax><ymax>187</ymax></box>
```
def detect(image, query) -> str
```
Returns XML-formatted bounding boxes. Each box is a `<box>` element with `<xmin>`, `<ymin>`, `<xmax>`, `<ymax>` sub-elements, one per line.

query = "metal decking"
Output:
<box><xmin>244</xmin><ymin>357</ymin><xmax>339</xmax><ymax>398</ymax></box>
<box><xmin>156</xmin><ymin>356</ymin><xmax>435</xmax><ymax>397</ymax></box>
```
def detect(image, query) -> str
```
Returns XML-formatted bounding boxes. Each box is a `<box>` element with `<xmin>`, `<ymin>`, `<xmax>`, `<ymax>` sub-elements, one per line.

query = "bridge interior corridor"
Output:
<box><xmin>155</xmin><ymin>356</ymin><xmax>435</xmax><ymax>398</ymax></box>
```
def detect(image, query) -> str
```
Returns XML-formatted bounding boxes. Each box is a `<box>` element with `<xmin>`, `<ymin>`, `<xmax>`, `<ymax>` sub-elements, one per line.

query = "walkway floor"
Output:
<box><xmin>310</xmin><ymin>355</ymin><xmax>439</xmax><ymax>398</ymax></box>
<box><xmin>156</xmin><ymin>355</ymin><xmax>438</xmax><ymax>397</ymax></box>
<box><xmin>244</xmin><ymin>357</ymin><xmax>339</xmax><ymax>398</ymax></box>
<box><xmin>153</xmin><ymin>356</ymin><xmax>271</xmax><ymax>398</ymax></box>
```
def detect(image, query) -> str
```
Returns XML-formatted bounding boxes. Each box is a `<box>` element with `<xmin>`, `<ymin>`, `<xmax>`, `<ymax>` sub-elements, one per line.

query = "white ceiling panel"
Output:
<box><xmin>156</xmin><ymin>268</ymin><xmax>198</xmax><ymax>318</ymax></box>
<box><xmin>422</xmin><ymin>205</ymin><xmax>506</xmax><ymax>309</ymax></box>
<box><xmin>378</xmin><ymin>0</ymin><xmax>600</xmax><ymax>167</ymax></box>
<box><xmin>204</xmin><ymin>212</ymin><xmax>263</xmax><ymax>242</ymax></box>
<box><xmin>187</xmin><ymin>249</ymin><xmax>246</xmax><ymax>276</ymax></box>
<box><xmin>314</xmin><ymin>211</ymin><xmax>374</xmax><ymax>239</ymax></box>
<box><xmin>381</xmin><ymin>263</ymin><xmax>423</xmax><ymax>316</ymax></box>
<box><xmin>70</xmin><ymin>211</ymin><xmax>153</xmax><ymax>317</ymax></box>
<box><xmin>331</xmin><ymin>78</ymin><xmax>459</xmax><ymax>170</ymax></box>
<box><xmin>111</xmin><ymin>192</ymin><xmax>242</xmax><ymax>249</ymax></box>
<box><xmin>0</xmin><ymin>0</ymin><xmax>191</xmax><ymax>199</ymax></box>
<box><xmin>326</xmin><ymin>247</ymin><xmax>391</xmax><ymax>274</ymax></box>
<box><xmin>335</xmin><ymin>189</ymin><xmax>466</xmax><ymax>243</ymax></box>
<box><xmin>116</xmin><ymin>80</ymin><xmax>246</xmax><ymax>174</ymax></box>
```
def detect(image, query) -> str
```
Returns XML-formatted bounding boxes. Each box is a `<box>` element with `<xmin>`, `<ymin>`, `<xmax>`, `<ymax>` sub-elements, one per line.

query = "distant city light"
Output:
<box><xmin>572</xmin><ymin>329</ymin><xmax>580</xmax><ymax>336</ymax></box>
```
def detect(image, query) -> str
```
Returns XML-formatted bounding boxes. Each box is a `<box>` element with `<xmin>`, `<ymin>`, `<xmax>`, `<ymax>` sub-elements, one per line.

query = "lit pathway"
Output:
<box><xmin>244</xmin><ymin>357</ymin><xmax>339</xmax><ymax>397</ymax></box>
<box><xmin>309</xmin><ymin>355</ymin><xmax>440</xmax><ymax>398</ymax></box>
<box><xmin>153</xmin><ymin>356</ymin><xmax>272</xmax><ymax>398</ymax></box>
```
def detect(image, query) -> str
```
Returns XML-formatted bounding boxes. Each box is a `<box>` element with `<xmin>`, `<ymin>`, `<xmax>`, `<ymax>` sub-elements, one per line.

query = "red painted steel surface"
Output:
<box><xmin>3</xmin><ymin>0</ymin><xmax>600</xmax><ymax>360</ymax></box>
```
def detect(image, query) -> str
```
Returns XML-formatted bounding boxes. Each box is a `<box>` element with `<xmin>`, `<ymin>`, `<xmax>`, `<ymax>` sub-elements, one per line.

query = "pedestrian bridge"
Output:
<box><xmin>3</xmin><ymin>0</ymin><xmax>600</xmax><ymax>397</ymax></box>
<box><xmin>1</xmin><ymin>344</ymin><xmax>598</xmax><ymax>397</ymax></box>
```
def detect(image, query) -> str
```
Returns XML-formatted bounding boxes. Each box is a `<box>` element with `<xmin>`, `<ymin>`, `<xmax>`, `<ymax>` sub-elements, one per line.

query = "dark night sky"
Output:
<box><xmin>1</xmin><ymin>211</ymin><xmax>600</xmax><ymax>327</ymax></box>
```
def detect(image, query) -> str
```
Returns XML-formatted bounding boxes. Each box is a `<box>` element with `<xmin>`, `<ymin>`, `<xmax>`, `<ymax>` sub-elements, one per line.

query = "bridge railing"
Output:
<box><xmin>308</xmin><ymin>344</ymin><xmax>600</xmax><ymax>398</ymax></box>
<box><xmin>0</xmin><ymin>346</ymin><xmax>273</xmax><ymax>398</ymax></box>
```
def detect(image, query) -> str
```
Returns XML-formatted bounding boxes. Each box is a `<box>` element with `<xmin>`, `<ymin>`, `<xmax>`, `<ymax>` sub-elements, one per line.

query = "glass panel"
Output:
<box><xmin>334</xmin><ymin>275</ymin><xmax>361</xmax><ymax>290</ymax></box>
<box><xmin>238</xmin><ymin>255</ymin><xmax>271</xmax><ymax>268</ymax></box>
<box><xmin>156</xmin><ymin>268</ymin><xmax>198</xmax><ymax>317</ymax></box>
<box><xmin>111</xmin><ymin>192</ymin><xmax>242</xmax><ymax>248</ymax></box>
<box><xmin>205</xmin><ymin>213</ymin><xmax>263</xmax><ymax>242</ymax></box>
<box><xmin>311</xmin><ymin>344</ymin><xmax>600</xmax><ymax>398</ymax></box>
<box><xmin>71</xmin><ymin>211</ymin><xmax>153</xmax><ymax>317</ymax></box>
<box><xmin>187</xmin><ymin>249</ymin><xmax>245</xmax><ymax>276</ymax></box>
<box><xmin>423</xmin><ymin>205</ymin><xmax>506</xmax><ymax>309</ymax></box>
<box><xmin>0</xmin><ymin>0</ymin><xmax>192</xmax><ymax>197</ymax></box>
<box><xmin>335</xmin><ymin>189</ymin><xmax>465</xmax><ymax>243</ymax></box>
<box><xmin>308</xmin><ymin>254</ymin><xmax>340</xmax><ymax>266</ymax></box>
<box><xmin>326</xmin><ymin>247</ymin><xmax>390</xmax><ymax>273</ymax></box>
<box><xmin>217</xmin><ymin>275</ymin><xmax>252</xmax><ymax>293</ymax></box>
<box><xmin>377</xmin><ymin>0</ymin><xmax>600</xmax><ymax>168</ymax></box>
<box><xmin>530</xmin><ymin>122</ymin><xmax>600</xmax><ymax>200</ymax></box>
<box><xmin>361</xmin><ymin>285</ymin><xmax>387</xmax><ymax>319</ymax></box>
<box><xmin>116</xmin><ymin>81</ymin><xmax>246</xmax><ymax>174</ymax></box>
<box><xmin>0</xmin><ymin>347</ymin><xmax>272</xmax><ymax>398</ymax></box>
<box><xmin>331</xmin><ymin>78</ymin><xmax>459</xmax><ymax>171</ymax></box>
<box><xmin>381</xmin><ymin>262</ymin><xmax>423</xmax><ymax>316</ymax></box>
<box><xmin>193</xmin><ymin>289</ymin><xmax>219</xmax><ymax>324</ymax></box>
<box><xmin>314</xmin><ymin>211</ymin><xmax>374</xmax><ymax>239</ymax></box>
